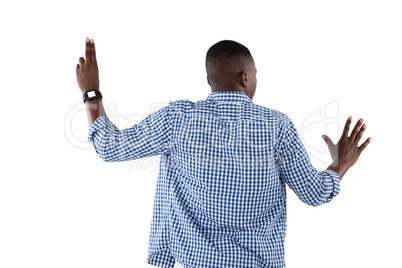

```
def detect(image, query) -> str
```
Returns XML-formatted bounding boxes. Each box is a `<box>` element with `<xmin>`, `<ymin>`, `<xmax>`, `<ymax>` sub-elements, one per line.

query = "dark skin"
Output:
<box><xmin>323</xmin><ymin>116</ymin><xmax>371</xmax><ymax>180</ymax></box>
<box><xmin>77</xmin><ymin>37</ymin><xmax>371</xmax><ymax>180</ymax></box>
<box><xmin>76</xmin><ymin>37</ymin><xmax>106</xmax><ymax>127</ymax></box>
<box><xmin>207</xmin><ymin>59</ymin><xmax>257</xmax><ymax>100</ymax></box>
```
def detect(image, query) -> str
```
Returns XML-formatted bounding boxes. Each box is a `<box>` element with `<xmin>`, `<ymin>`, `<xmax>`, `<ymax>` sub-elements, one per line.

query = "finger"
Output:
<box><xmin>354</xmin><ymin>123</ymin><xmax>366</xmax><ymax>144</ymax></box>
<box><xmin>76</xmin><ymin>63</ymin><xmax>80</xmax><ymax>72</ymax></box>
<box><xmin>358</xmin><ymin>137</ymin><xmax>371</xmax><ymax>155</ymax></box>
<box><xmin>79</xmin><ymin>57</ymin><xmax>85</xmax><ymax>67</ymax></box>
<box><xmin>90</xmin><ymin>39</ymin><xmax>97</xmax><ymax>63</ymax></box>
<box><xmin>341</xmin><ymin>116</ymin><xmax>352</xmax><ymax>139</ymax></box>
<box><xmin>85</xmin><ymin>37</ymin><xmax>91</xmax><ymax>62</ymax></box>
<box><xmin>322</xmin><ymin>134</ymin><xmax>335</xmax><ymax>147</ymax></box>
<box><xmin>350</xmin><ymin>118</ymin><xmax>364</xmax><ymax>140</ymax></box>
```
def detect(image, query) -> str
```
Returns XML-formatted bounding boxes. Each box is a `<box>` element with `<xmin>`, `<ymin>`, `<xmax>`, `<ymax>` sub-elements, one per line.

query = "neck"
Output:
<box><xmin>210</xmin><ymin>84</ymin><xmax>246</xmax><ymax>94</ymax></box>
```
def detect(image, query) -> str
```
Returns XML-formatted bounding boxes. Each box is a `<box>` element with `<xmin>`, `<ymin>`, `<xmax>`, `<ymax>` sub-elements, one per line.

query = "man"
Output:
<box><xmin>76</xmin><ymin>37</ymin><xmax>371</xmax><ymax>268</ymax></box>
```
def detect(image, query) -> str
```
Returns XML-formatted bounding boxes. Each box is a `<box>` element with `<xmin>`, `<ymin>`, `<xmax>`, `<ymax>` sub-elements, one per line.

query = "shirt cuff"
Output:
<box><xmin>147</xmin><ymin>250</ymin><xmax>175</xmax><ymax>268</ymax></box>
<box><xmin>87</xmin><ymin>115</ymin><xmax>119</xmax><ymax>146</ymax></box>
<box><xmin>321</xmin><ymin>169</ymin><xmax>341</xmax><ymax>201</ymax></box>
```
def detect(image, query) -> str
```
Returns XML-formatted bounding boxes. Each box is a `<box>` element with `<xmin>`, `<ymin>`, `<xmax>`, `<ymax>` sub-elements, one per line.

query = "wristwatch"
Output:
<box><xmin>83</xmin><ymin>89</ymin><xmax>102</xmax><ymax>103</ymax></box>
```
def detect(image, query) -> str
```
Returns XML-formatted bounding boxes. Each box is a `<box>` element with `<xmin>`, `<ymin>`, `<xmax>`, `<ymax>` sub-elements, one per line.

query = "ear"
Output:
<box><xmin>241</xmin><ymin>71</ymin><xmax>248</xmax><ymax>87</ymax></box>
<box><xmin>207</xmin><ymin>75</ymin><xmax>211</xmax><ymax>86</ymax></box>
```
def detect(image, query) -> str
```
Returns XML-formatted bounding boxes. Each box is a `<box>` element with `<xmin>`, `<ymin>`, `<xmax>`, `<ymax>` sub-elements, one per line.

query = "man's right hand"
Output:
<box><xmin>322</xmin><ymin>116</ymin><xmax>371</xmax><ymax>180</ymax></box>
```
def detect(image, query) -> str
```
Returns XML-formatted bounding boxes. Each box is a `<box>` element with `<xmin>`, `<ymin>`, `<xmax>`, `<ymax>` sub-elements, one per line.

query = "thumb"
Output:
<box><xmin>322</xmin><ymin>135</ymin><xmax>335</xmax><ymax>147</ymax></box>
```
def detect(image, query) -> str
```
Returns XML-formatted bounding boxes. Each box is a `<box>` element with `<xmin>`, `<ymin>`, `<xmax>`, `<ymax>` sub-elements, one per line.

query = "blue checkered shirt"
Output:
<box><xmin>88</xmin><ymin>91</ymin><xmax>341</xmax><ymax>268</ymax></box>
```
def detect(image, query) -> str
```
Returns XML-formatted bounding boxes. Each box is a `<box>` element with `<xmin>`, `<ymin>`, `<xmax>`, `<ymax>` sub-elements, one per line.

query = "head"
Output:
<box><xmin>206</xmin><ymin>40</ymin><xmax>257</xmax><ymax>100</ymax></box>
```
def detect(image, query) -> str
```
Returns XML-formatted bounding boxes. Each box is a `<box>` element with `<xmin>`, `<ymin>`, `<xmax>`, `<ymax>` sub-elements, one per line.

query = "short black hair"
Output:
<box><xmin>206</xmin><ymin>40</ymin><xmax>254</xmax><ymax>83</ymax></box>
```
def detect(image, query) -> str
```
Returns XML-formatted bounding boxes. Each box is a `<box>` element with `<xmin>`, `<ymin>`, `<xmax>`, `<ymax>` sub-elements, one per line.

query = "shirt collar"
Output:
<box><xmin>206</xmin><ymin>91</ymin><xmax>253</xmax><ymax>103</ymax></box>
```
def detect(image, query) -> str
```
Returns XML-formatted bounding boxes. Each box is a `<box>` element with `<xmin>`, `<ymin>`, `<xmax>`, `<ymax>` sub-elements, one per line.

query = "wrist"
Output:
<box><xmin>82</xmin><ymin>89</ymin><xmax>102</xmax><ymax>104</ymax></box>
<box><xmin>327</xmin><ymin>162</ymin><xmax>350</xmax><ymax>181</ymax></box>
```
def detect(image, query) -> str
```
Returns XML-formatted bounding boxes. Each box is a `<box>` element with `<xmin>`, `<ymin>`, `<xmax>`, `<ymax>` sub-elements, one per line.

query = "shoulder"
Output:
<box><xmin>249</xmin><ymin>103</ymin><xmax>289</xmax><ymax>124</ymax></box>
<box><xmin>167</xmin><ymin>98</ymin><xmax>206</xmax><ymax>114</ymax></box>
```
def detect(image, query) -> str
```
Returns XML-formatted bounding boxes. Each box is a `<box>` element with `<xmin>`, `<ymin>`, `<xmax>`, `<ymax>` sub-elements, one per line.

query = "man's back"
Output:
<box><xmin>172</xmin><ymin>91</ymin><xmax>285</xmax><ymax>228</ymax></box>
<box><xmin>144</xmin><ymin>91</ymin><xmax>340</xmax><ymax>268</ymax></box>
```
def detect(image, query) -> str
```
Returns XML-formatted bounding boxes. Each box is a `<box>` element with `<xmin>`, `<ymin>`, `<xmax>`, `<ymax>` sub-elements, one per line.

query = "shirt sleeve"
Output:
<box><xmin>87</xmin><ymin>104</ymin><xmax>172</xmax><ymax>162</ymax></box>
<box><xmin>275</xmin><ymin>114</ymin><xmax>341</xmax><ymax>206</ymax></box>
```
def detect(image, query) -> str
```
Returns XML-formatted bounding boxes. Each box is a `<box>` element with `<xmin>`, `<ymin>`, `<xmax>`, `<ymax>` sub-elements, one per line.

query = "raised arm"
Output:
<box><xmin>75</xmin><ymin>37</ymin><xmax>173</xmax><ymax>162</ymax></box>
<box><xmin>76</xmin><ymin>37</ymin><xmax>106</xmax><ymax>127</ymax></box>
<box><xmin>275</xmin><ymin>115</ymin><xmax>341</xmax><ymax>206</ymax></box>
<box><xmin>275</xmin><ymin>114</ymin><xmax>371</xmax><ymax>206</ymax></box>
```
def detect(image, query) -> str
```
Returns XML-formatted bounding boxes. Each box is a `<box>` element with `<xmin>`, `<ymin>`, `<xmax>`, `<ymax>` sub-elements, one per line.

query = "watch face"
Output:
<box><xmin>87</xmin><ymin>91</ymin><xmax>96</xmax><ymax>98</ymax></box>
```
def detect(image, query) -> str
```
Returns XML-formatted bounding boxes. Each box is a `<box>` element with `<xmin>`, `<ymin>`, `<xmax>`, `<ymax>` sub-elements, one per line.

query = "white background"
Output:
<box><xmin>1</xmin><ymin>0</ymin><xmax>401</xmax><ymax>267</ymax></box>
